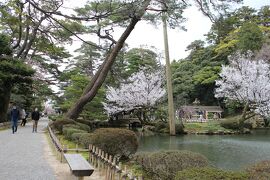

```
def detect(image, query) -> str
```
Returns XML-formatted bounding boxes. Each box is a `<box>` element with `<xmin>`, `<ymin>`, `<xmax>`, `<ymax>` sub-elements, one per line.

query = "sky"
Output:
<box><xmin>65</xmin><ymin>0</ymin><xmax>270</xmax><ymax>61</ymax></box>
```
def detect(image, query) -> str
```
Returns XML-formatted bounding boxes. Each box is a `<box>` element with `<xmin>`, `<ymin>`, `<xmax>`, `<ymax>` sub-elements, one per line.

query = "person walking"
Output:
<box><xmin>10</xmin><ymin>105</ymin><xmax>20</xmax><ymax>134</ymax></box>
<box><xmin>31</xmin><ymin>108</ymin><xmax>40</xmax><ymax>133</ymax></box>
<box><xmin>20</xmin><ymin>108</ymin><xmax>27</xmax><ymax>126</ymax></box>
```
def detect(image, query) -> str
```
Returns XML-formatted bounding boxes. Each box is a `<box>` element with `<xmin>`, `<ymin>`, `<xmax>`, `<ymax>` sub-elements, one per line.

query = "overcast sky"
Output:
<box><xmin>65</xmin><ymin>0</ymin><xmax>270</xmax><ymax>61</ymax></box>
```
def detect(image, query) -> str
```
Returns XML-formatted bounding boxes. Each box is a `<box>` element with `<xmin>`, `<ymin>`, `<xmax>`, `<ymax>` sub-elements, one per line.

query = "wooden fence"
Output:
<box><xmin>48</xmin><ymin>125</ymin><xmax>143</xmax><ymax>180</ymax></box>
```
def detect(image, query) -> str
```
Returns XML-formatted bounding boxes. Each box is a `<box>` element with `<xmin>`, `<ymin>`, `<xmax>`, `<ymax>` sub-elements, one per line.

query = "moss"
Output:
<box><xmin>175</xmin><ymin>167</ymin><xmax>249</xmax><ymax>180</ymax></box>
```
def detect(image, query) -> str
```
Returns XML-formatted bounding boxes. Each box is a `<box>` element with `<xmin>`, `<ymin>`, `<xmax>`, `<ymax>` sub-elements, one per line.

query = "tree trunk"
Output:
<box><xmin>239</xmin><ymin>102</ymin><xmax>249</xmax><ymax>128</ymax></box>
<box><xmin>65</xmin><ymin>0</ymin><xmax>151</xmax><ymax>119</ymax></box>
<box><xmin>0</xmin><ymin>84</ymin><xmax>12</xmax><ymax>122</ymax></box>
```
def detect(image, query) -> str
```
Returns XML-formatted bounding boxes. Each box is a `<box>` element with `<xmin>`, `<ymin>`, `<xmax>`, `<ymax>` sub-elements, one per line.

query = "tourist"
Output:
<box><xmin>10</xmin><ymin>105</ymin><xmax>20</xmax><ymax>134</ymax></box>
<box><xmin>20</xmin><ymin>108</ymin><xmax>27</xmax><ymax>126</ymax></box>
<box><xmin>31</xmin><ymin>108</ymin><xmax>40</xmax><ymax>133</ymax></box>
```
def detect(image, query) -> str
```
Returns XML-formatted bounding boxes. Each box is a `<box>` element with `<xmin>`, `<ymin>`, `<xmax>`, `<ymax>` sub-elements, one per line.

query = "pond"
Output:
<box><xmin>137</xmin><ymin>129</ymin><xmax>270</xmax><ymax>170</ymax></box>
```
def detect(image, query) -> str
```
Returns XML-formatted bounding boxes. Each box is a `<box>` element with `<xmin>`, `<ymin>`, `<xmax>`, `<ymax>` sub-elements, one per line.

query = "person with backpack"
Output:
<box><xmin>31</xmin><ymin>108</ymin><xmax>40</xmax><ymax>133</ymax></box>
<box><xmin>10</xmin><ymin>105</ymin><xmax>20</xmax><ymax>134</ymax></box>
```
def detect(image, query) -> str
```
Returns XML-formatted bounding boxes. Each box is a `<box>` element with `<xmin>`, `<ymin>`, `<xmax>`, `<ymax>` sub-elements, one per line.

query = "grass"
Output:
<box><xmin>57</xmin><ymin>134</ymin><xmax>89</xmax><ymax>160</ymax></box>
<box><xmin>184</xmin><ymin>120</ymin><xmax>232</xmax><ymax>133</ymax></box>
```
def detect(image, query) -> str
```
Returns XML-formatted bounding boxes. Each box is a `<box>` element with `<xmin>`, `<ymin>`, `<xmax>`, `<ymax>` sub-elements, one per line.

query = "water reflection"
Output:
<box><xmin>137</xmin><ymin>129</ymin><xmax>270</xmax><ymax>170</ymax></box>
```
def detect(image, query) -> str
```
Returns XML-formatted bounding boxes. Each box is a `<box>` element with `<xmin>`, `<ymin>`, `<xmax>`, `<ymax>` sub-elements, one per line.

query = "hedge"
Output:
<box><xmin>62</xmin><ymin>126</ymin><xmax>87</xmax><ymax>140</ymax></box>
<box><xmin>221</xmin><ymin>118</ymin><xmax>253</xmax><ymax>130</ymax></box>
<box><xmin>89</xmin><ymin>128</ymin><xmax>138</xmax><ymax>160</ymax></box>
<box><xmin>134</xmin><ymin>150</ymin><xmax>209</xmax><ymax>180</ymax></box>
<box><xmin>153</xmin><ymin>121</ymin><xmax>184</xmax><ymax>134</ymax></box>
<box><xmin>71</xmin><ymin>132</ymin><xmax>89</xmax><ymax>143</ymax></box>
<box><xmin>246</xmin><ymin>160</ymin><xmax>270</xmax><ymax>180</ymax></box>
<box><xmin>175</xmin><ymin>167</ymin><xmax>249</xmax><ymax>180</ymax></box>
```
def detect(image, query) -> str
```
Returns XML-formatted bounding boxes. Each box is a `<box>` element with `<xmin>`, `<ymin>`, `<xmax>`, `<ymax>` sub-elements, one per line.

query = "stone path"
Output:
<box><xmin>0</xmin><ymin>118</ymin><xmax>55</xmax><ymax>180</ymax></box>
<box><xmin>0</xmin><ymin>118</ymin><xmax>105</xmax><ymax>180</ymax></box>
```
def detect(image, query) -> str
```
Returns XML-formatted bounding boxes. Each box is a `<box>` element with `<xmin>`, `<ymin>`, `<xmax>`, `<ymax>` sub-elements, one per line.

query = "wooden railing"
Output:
<box><xmin>47</xmin><ymin>125</ymin><xmax>143</xmax><ymax>180</ymax></box>
<box><xmin>89</xmin><ymin>144</ymin><xmax>143</xmax><ymax>180</ymax></box>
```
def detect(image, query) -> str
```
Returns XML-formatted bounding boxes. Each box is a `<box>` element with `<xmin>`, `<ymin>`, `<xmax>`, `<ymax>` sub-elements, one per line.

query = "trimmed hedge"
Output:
<box><xmin>77</xmin><ymin>128</ymin><xmax>138</xmax><ymax>159</ymax></box>
<box><xmin>220</xmin><ymin>119</ymin><xmax>240</xmax><ymax>130</ymax></box>
<box><xmin>221</xmin><ymin>118</ymin><xmax>252</xmax><ymax>130</ymax></box>
<box><xmin>134</xmin><ymin>150</ymin><xmax>209</xmax><ymax>180</ymax></box>
<box><xmin>175</xmin><ymin>167</ymin><xmax>249</xmax><ymax>180</ymax></box>
<box><xmin>153</xmin><ymin>121</ymin><xmax>184</xmax><ymax>134</ymax></box>
<box><xmin>76</xmin><ymin>122</ymin><xmax>91</xmax><ymax>132</ymax></box>
<box><xmin>90</xmin><ymin>128</ymin><xmax>138</xmax><ymax>160</ymax></box>
<box><xmin>246</xmin><ymin>160</ymin><xmax>270</xmax><ymax>180</ymax></box>
<box><xmin>71</xmin><ymin>132</ymin><xmax>91</xmax><ymax>145</ymax></box>
<box><xmin>78</xmin><ymin>133</ymin><xmax>94</xmax><ymax>148</ymax></box>
<box><xmin>62</xmin><ymin>126</ymin><xmax>87</xmax><ymax>140</ymax></box>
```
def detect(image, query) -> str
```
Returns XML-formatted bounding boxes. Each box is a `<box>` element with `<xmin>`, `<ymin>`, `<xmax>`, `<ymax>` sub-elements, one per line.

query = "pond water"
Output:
<box><xmin>137</xmin><ymin>129</ymin><xmax>270</xmax><ymax>170</ymax></box>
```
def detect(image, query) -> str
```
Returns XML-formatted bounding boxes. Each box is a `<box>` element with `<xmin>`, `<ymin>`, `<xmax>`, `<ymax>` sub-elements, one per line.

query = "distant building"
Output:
<box><xmin>178</xmin><ymin>105</ymin><xmax>223</xmax><ymax>122</ymax></box>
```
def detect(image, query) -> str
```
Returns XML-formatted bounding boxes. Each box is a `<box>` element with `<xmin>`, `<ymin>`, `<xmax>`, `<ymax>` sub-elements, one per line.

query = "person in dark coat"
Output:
<box><xmin>11</xmin><ymin>105</ymin><xmax>20</xmax><ymax>134</ymax></box>
<box><xmin>31</xmin><ymin>108</ymin><xmax>40</xmax><ymax>133</ymax></box>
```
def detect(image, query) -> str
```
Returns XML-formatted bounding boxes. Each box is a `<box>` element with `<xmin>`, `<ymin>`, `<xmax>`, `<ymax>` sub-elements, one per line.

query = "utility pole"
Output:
<box><xmin>162</xmin><ymin>12</ymin><xmax>176</xmax><ymax>136</ymax></box>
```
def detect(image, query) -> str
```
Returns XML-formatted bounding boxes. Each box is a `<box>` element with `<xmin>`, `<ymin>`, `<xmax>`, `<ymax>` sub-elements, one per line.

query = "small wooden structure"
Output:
<box><xmin>179</xmin><ymin>105</ymin><xmax>223</xmax><ymax>122</ymax></box>
<box><xmin>64</xmin><ymin>154</ymin><xmax>94</xmax><ymax>180</ymax></box>
<box><xmin>109</xmin><ymin>109</ymin><xmax>142</xmax><ymax>128</ymax></box>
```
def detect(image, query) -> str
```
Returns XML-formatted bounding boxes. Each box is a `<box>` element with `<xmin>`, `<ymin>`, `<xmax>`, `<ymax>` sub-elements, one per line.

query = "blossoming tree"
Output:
<box><xmin>103</xmin><ymin>70</ymin><xmax>166</xmax><ymax>122</ymax></box>
<box><xmin>215</xmin><ymin>52</ymin><xmax>270</xmax><ymax>126</ymax></box>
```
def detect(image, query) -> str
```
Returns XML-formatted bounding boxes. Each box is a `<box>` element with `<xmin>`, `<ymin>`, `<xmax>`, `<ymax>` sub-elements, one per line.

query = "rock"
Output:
<box><xmin>243</xmin><ymin>128</ymin><xmax>251</xmax><ymax>134</ymax></box>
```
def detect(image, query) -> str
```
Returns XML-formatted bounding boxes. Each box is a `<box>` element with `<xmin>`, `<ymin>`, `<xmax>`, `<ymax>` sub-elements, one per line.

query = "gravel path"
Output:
<box><xmin>0</xmin><ymin>118</ymin><xmax>56</xmax><ymax>180</ymax></box>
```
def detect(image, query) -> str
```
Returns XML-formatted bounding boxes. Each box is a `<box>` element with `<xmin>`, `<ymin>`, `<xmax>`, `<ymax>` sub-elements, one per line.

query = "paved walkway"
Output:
<box><xmin>0</xmin><ymin>118</ymin><xmax>56</xmax><ymax>180</ymax></box>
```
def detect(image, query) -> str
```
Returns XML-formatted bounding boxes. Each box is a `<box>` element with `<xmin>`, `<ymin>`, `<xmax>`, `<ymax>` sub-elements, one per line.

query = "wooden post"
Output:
<box><xmin>105</xmin><ymin>153</ymin><xmax>109</xmax><ymax>180</ymax></box>
<box><xmin>123</xmin><ymin>165</ymin><xmax>127</xmax><ymax>180</ymax></box>
<box><xmin>112</xmin><ymin>157</ymin><xmax>116</xmax><ymax>180</ymax></box>
<box><xmin>98</xmin><ymin>149</ymin><xmax>102</xmax><ymax>170</ymax></box>
<box><xmin>118</xmin><ymin>162</ymin><xmax>122</xmax><ymax>180</ymax></box>
<box><xmin>88</xmin><ymin>144</ymin><xmax>92</xmax><ymax>163</ymax></box>
<box><xmin>76</xmin><ymin>144</ymin><xmax>78</xmax><ymax>153</ymax></box>
<box><xmin>108</xmin><ymin>155</ymin><xmax>112</xmax><ymax>180</ymax></box>
<box><xmin>101</xmin><ymin>151</ymin><xmax>105</xmax><ymax>173</ymax></box>
<box><xmin>61</xmin><ymin>144</ymin><xmax>67</xmax><ymax>163</ymax></box>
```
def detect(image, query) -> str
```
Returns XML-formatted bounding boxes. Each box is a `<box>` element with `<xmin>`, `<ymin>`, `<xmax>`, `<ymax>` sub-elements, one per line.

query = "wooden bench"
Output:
<box><xmin>64</xmin><ymin>154</ymin><xmax>94</xmax><ymax>180</ymax></box>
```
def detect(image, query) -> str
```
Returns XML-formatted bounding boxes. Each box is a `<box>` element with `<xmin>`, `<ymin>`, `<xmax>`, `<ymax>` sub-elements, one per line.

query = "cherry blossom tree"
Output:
<box><xmin>215</xmin><ymin>52</ymin><xmax>270</xmax><ymax>126</ymax></box>
<box><xmin>103</xmin><ymin>70</ymin><xmax>166</xmax><ymax>122</ymax></box>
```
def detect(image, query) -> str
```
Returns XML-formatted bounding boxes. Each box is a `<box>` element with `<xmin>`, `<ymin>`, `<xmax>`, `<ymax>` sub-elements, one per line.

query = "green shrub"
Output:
<box><xmin>134</xmin><ymin>150</ymin><xmax>209</xmax><ymax>180</ymax></box>
<box><xmin>50</xmin><ymin>119</ymin><xmax>76</xmax><ymax>134</ymax></box>
<box><xmin>75</xmin><ymin>122</ymin><xmax>91</xmax><ymax>132</ymax></box>
<box><xmin>221</xmin><ymin>118</ymin><xmax>253</xmax><ymax>130</ymax></box>
<box><xmin>246</xmin><ymin>160</ymin><xmax>270</xmax><ymax>180</ymax></box>
<box><xmin>71</xmin><ymin>132</ymin><xmax>90</xmax><ymax>144</ymax></box>
<box><xmin>90</xmin><ymin>128</ymin><xmax>138</xmax><ymax>160</ymax></box>
<box><xmin>220</xmin><ymin>119</ymin><xmax>240</xmax><ymax>130</ymax></box>
<box><xmin>153</xmin><ymin>121</ymin><xmax>184</xmax><ymax>134</ymax></box>
<box><xmin>62</xmin><ymin>127</ymin><xmax>87</xmax><ymax>140</ymax></box>
<box><xmin>154</xmin><ymin>121</ymin><xmax>167</xmax><ymax>132</ymax></box>
<box><xmin>175</xmin><ymin>167</ymin><xmax>249</xmax><ymax>180</ymax></box>
<box><xmin>78</xmin><ymin>133</ymin><xmax>94</xmax><ymax>148</ymax></box>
